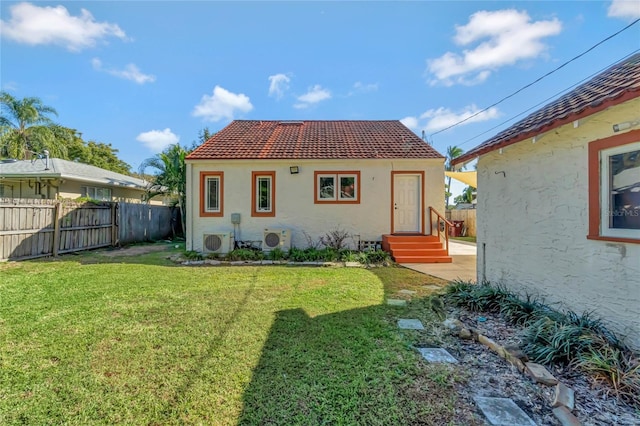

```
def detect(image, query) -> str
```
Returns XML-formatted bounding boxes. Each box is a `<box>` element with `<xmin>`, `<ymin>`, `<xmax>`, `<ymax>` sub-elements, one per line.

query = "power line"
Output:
<box><xmin>453</xmin><ymin>49</ymin><xmax>640</xmax><ymax>148</ymax></box>
<box><xmin>428</xmin><ymin>17</ymin><xmax>640</xmax><ymax>139</ymax></box>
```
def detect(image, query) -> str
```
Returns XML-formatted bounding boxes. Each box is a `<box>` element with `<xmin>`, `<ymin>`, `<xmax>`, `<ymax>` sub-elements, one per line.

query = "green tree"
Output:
<box><xmin>454</xmin><ymin>186</ymin><xmax>475</xmax><ymax>205</ymax></box>
<box><xmin>139</xmin><ymin>144</ymin><xmax>189</xmax><ymax>235</ymax></box>
<box><xmin>445</xmin><ymin>145</ymin><xmax>465</xmax><ymax>209</ymax></box>
<box><xmin>0</xmin><ymin>92</ymin><xmax>69</xmax><ymax>159</ymax></box>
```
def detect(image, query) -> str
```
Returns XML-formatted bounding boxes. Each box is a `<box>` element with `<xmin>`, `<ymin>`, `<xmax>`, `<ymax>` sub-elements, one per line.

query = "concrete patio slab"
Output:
<box><xmin>397</xmin><ymin>319</ymin><xmax>424</xmax><ymax>330</ymax></box>
<box><xmin>417</xmin><ymin>347</ymin><xmax>458</xmax><ymax>363</ymax></box>
<box><xmin>403</xmin><ymin>241</ymin><xmax>477</xmax><ymax>282</ymax></box>
<box><xmin>474</xmin><ymin>397</ymin><xmax>536</xmax><ymax>426</ymax></box>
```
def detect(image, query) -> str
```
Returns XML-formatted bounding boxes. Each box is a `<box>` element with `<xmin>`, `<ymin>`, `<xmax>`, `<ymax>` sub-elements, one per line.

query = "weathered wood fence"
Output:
<box><xmin>445</xmin><ymin>209</ymin><xmax>477</xmax><ymax>237</ymax></box>
<box><xmin>0</xmin><ymin>198</ymin><xmax>174</xmax><ymax>261</ymax></box>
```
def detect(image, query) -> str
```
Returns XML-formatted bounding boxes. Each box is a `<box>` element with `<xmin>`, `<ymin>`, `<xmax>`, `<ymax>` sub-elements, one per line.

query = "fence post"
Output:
<box><xmin>111</xmin><ymin>203</ymin><xmax>118</xmax><ymax>247</ymax></box>
<box><xmin>52</xmin><ymin>202</ymin><xmax>62</xmax><ymax>257</ymax></box>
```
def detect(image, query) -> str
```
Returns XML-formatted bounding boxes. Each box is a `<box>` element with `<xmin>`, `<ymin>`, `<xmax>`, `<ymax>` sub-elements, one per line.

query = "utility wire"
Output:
<box><xmin>428</xmin><ymin>17</ymin><xmax>640</xmax><ymax>139</ymax></box>
<box><xmin>453</xmin><ymin>49</ymin><xmax>640</xmax><ymax>148</ymax></box>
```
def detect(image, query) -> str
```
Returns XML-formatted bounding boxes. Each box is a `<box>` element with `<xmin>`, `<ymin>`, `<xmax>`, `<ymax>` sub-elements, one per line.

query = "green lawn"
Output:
<box><xmin>451</xmin><ymin>236</ymin><xmax>476</xmax><ymax>244</ymax></box>
<box><xmin>0</xmin><ymin>245</ymin><xmax>474</xmax><ymax>425</ymax></box>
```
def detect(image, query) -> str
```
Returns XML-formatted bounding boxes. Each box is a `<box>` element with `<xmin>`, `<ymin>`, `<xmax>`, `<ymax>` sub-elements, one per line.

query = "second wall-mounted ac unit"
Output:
<box><xmin>262</xmin><ymin>228</ymin><xmax>291</xmax><ymax>252</ymax></box>
<box><xmin>203</xmin><ymin>233</ymin><xmax>234</xmax><ymax>254</ymax></box>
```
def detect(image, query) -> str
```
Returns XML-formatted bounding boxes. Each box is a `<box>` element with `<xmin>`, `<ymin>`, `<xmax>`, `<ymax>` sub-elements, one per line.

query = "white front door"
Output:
<box><xmin>393</xmin><ymin>174</ymin><xmax>421</xmax><ymax>233</ymax></box>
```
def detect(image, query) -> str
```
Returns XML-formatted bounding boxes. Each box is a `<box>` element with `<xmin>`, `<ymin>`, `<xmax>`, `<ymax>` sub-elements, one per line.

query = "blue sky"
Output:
<box><xmin>1</xmin><ymin>1</ymin><xmax>639</xmax><ymax>196</ymax></box>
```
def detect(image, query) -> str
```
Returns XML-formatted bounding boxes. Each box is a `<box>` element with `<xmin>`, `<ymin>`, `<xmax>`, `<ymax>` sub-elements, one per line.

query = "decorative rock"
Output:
<box><xmin>443</xmin><ymin>318</ymin><xmax>463</xmax><ymax>330</ymax></box>
<box><xmin>552</xmin><ymin>382</ymin><xmax>575</xmax><ymax>411</ymax></box>
<box><xmin>474</xmin><ymin>397</ymin><xmax>536</xmax><ymax>426</ymax></box>
<box><xmin>478</xmin><ymin>334</ymin><xmax>506</xmax><ymax>357</ymax></box>
<box><xmin>204</xmin><ymin>259</ymin><xmax>221</xmax><ymax>265</ymax></box>
<box><xmin>459</xmin><ymin>328</ymin><xmax>472</xmax><ymax>339</ymax></box>
<box><xmin>525</xmin><ymin>362</ymin><xmax>559</xmax><ymax>385</ymax></box>
<box><xmin>397</xmin><ymin>319</ymin><xmax>424</xmax><ymax>330</ymax></box>
<box><xmin>417</xmin><ymin>347</ymin><xmax>458</xmax><ymax>363</ymax></box>
<box><xmin>504</xmin><ymin>345</ymin><xmax>529</xmax><ymax>362</ymax></box>
<box><xmin>552</xmin><ymin>406</ymin><xmax>581</xmax><ymax>426</ymax></box>
<box><xmin>261</xmin><ymin>260</ymin><xmax>274</xmax><ymax>265</ymax></box>
<box><xmin>345</xmin><ymin>261</ymin><xmax>361</xmax><ymax>267</ymax></box>
<box><xmin>230</xmin><ymin>261</ymin><xmax>246</xmax><ymax>266</ymax></box>
<box><xmin>386</xmin><ymin>299</ymin><xmax>407</xmax><ymax>307</ymax></box>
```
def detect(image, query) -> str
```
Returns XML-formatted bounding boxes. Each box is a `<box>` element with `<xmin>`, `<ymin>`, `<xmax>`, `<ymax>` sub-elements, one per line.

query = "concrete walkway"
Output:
<box><xmin>403</xmin><ymin>240</ymin><xmax>477</xmax><ymax>282</ymax></box>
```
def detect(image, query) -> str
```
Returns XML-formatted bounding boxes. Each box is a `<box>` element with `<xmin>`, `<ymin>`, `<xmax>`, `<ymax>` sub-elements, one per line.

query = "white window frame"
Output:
<box><xmin>315</xmin><ymin>171</ymin><xmax>360</xmax><ymax>203</ymax></box>
<box><xmin>205</xmin><ymin>176</ymin><xmax>221</xmax><ymax>213</ymax></box>
<box><xmin>256</xmin><ymin>175</ymin><xmax>273</xmax><ymax>213</ymax></box>
<box><xmin>599</xmin><ymin>141</ymin><xmax>640</xmax><ymax>239</ymax></box>
<box><xmin>81</xmin><ymin>186</ymin><xmax>112</xmax><ymax>201</ymax></box>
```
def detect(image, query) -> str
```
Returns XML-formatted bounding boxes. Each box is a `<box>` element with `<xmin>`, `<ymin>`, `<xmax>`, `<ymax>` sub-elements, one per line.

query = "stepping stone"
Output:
<box><xmin>397</xmin><ymin>319</ymin><xmax>424</xmax><ymax>330</ymax></box>
<box><xmin>386</xmin><ymin>299</ymin><xmax>407</xmax><ymax>307</ymax></box>
<box><xmin>474</xmin><ymin>397</ymin><xmax>536</xmax><ymax>426</ymax></box>
<box><xmin>422</xmin><ymin>284</ymin><xmax>441</xmax><ymax>290</ymax></box>
<box><xmin>525</xmin><ymin>362</ymin><xmax>558</xmax><ymax>385</ymax></box>
<box><xmin>399</xmin><ymin>289</ymin><xmax>417</xmax><ymax>295</ymax></box>
<box><xmin>417</xmin><ymin>347</ymin><xmax>458</xmax><ymax>363</ymax></box>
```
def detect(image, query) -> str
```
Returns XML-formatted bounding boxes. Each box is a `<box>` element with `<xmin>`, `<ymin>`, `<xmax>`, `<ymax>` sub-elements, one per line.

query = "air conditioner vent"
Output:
<box><xmin>262</xmin><ymin>228</ymin><xmax>291</xmax><ymax>252</ymax></box>
<box><xmin>202</xmin><ymin>233</ymin><xmax>233</xmax><ymax>254</ymax></box>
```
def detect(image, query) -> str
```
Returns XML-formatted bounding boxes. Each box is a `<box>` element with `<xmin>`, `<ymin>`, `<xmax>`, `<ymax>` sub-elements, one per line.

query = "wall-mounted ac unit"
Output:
<box><xmin>262</xmin><ymin>228</ymin><xmax>291</xmax><ymax>252</ymax></box>
<box><xmin>203</xmin><ymin>233</ymin><xmax>234</xmax><ymax>254</ymax></box>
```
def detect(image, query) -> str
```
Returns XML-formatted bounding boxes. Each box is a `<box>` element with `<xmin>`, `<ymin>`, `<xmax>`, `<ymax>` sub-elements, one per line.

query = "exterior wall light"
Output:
<box><xmin>289</xmin><ymin>166</ymin><xmax>299</xmax><ymax>174</ymax></box>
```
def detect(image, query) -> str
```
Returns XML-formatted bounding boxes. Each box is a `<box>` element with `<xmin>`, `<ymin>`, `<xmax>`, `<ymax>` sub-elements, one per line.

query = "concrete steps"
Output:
<box><xmin>382</xmin><ymin>234</ymin><xmax>453</xmax><ymax>264</ymax></box>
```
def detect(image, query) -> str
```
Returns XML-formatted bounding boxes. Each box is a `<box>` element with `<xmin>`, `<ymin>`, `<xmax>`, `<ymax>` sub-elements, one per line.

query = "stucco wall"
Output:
<box><xmin>476</xmin><ymin>99</ymin><xmax>640</xmax><ymax>349</ymax></box>
<box><xmin>186</xmin><ymin>158</ymin><xmax>444</xmax><ymax>251</ymax></box>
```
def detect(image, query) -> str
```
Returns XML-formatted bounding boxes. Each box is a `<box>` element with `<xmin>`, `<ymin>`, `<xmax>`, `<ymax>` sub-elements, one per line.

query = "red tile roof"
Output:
<box><xmin>453</xmin><ymin>53</ymin><xmax>640</xmax><ymax>166</ymax></box>
<box><xmin>186</xmin><ymin>120</ymin><xmax>444</xmax><ymax>160</ymax></box>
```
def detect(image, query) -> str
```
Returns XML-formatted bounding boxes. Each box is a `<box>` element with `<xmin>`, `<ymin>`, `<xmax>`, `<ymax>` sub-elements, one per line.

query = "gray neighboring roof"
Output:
<box><xmin>0</xmin><ymin>158</ymin><xmax>149</xmax><ymax>189</ymax></box>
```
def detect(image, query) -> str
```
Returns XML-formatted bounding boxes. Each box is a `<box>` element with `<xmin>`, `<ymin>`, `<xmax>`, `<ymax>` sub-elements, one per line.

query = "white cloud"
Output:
<box><xmin>92</xmin><ymin>58</ymin><xmax>155</xmax><ymax>84</ymax></box>
<box><xmin>400</xmin><ymin>116</ymin><xmax>419</xmax><ymax>131</ymax></box>
<box><xmin>349</xmin><ymin>81</ymin><xmax>379</xmax><ymax>96</ymax></box>
<box><xmin>402</xmin><ymin>105</ymin><xmax>500</xmax><ymax>134</ymax></box>
<box><xmin>136</xmin><ymin>128</ymin><xmax>180</xmax><ymax>152</ymax></box>
<box><xmin>608</xmin><ymin>0</ymin><xmax>640</xmax><ymax>19</ymax></box>
<box><xmin>192</xmin><ymin>86</ymin><xmax>253</xmax><ymax>122</ymax></box>
<box><xmin>0</xmin><ymin>2</ymin><xmax>127</xmax><ymax>51</ymax></box>
<box><xmin>427</xmin><ymin>9</ymin><xmax>562</xmax><ymax>86</ymax></box>
<box><xmin>294</xmin><ymin>84</ymin><xmax>331</xmax><ymax>109</ymax></box>
<box><xmin>268</xmin><ymin>73</ymin><xmax>291</xmax><ymax>99</ymax></box>
<box><xmin>2</xmin><ymin>81</ymin><xmax>19</xmax><ymax>92</ymax></box>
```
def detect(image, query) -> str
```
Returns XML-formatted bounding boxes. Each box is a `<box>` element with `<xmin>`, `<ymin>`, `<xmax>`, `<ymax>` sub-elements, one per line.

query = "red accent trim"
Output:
<box><xmin>453</xmin><ymin>92</ymin><xmax>640</xmax><ymax>166</ymax></box>
<box><xmin>587</xmin><ymin>129</ymin><xmax>640</xmax><ymax>243</ymax></box>
<box><xmin>199</xmin><ymin>171</ymin><xmax>224</xmax><ymax>217</ymax></box>
<box><xmin>390</xmin><ymin>171</ymin><xmax>425</xmax><ymax>235</ymax></box>
<box><xmin>313</xmin><ymin>171</ymin><xmax>361</xmax><ymax>204</ymax></box>
<box><xmin>251</xmin><ymin>171</ymin><xmax>276</xmax><ymax>217</ymax></box>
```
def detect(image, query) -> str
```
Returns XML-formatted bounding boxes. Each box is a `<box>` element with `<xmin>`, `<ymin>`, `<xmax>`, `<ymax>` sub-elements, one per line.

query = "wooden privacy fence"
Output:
<box><xmin>0</xmin><ymin>198</ymin><xmax>174</xmax><ymax>261</ymax></box>
<box><xmin>445</xmin><ymin>209</ymin><xmax>477</xmax><ymax>237</ymax></box>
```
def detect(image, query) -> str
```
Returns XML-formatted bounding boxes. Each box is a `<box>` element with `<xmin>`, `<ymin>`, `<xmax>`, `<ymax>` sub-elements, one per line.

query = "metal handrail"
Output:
<box><xmin>429</xmin><ymin>206</ymin><xmax>452</xmax><ymax>255</ymax></box>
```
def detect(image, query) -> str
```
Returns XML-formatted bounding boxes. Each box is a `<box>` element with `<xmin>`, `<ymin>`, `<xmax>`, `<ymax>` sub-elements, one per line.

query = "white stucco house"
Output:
<box><xmin>453</xmin><ymin>53</ymin><xmax>640</xmax><ymax>349</ymax></box>
<box><xmin>185</xmin><ymin>120</ymin><xmax>452</xmax><ymax>262</ymax></box>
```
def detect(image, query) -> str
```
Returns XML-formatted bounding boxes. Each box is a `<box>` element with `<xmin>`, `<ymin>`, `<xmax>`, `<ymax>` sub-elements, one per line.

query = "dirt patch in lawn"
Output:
<box><xmin>98</xmin><ymin>243</ymin><xmax>177</xmax><ymax>257</ymax></box>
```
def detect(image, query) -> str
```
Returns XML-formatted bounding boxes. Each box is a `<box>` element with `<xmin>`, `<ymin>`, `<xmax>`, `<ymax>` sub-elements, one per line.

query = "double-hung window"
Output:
<box><xmin>200</xmin><ymin>172</ymin><xmax>224</xmax><ymax>217</ymax></box>
<box><xmin>81</xmin><ymin>186</ymin><xmax>111</xmax><ymax>201</ymax></box>
<box><xmin>252</xmin><ymin>171</ymin><xmax>275</xmax><ymax>217</ymax></box>
<box><xmin>314</xmin><ymin>171</ymin><xmax>360</xmax><ymax>204</ymax></box>
<box><xmin>588</xmin><ymin>131</ymin><xmax>640</xmax><ymax>242</ymax></box>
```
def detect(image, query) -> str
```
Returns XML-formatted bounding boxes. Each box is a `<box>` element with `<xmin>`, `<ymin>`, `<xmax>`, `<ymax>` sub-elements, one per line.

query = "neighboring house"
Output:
<box><xmin>453</xmin><ymin>53</ymin><xmax>640</xmax><ymax>349</ymax></box>
<box><xmin>185</xmin><ymin>120</ymin><xmax>451</xmax><ymax>262</ymax></box>
<box><xmin>0</xmin><ymin>157</ymin><xmax>161</xmax><ymax>204</ymax></box>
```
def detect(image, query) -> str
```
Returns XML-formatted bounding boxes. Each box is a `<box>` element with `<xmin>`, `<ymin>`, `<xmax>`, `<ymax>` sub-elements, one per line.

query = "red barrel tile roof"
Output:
<box><xmin>453</xmin><ymin>53</ymin><xmax>640</xmax><ymax>166</ymax></box>
<box><xmin>186</xmin><ymin>120</ymin><xmax>444</xmax><ymax>160</ymax></box>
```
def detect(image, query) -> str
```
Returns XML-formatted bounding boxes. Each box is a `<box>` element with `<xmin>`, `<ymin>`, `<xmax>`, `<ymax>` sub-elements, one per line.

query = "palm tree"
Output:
<box><xmin>445</xmin><ymin>145</ymin><xmax>464</xmax><ymax>209</ymax></box>
<box><xmin>139</xmin><ymin>144</ymin><xmax>189</xmax><ymax>236</ymax></box>
<box><xmin>0</xmin><ymin>92</ymin><xmax>68</xmax><ymax>159</ymax></box>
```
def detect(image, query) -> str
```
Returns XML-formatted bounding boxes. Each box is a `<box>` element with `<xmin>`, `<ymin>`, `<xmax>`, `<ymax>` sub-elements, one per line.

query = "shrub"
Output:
<box><xmin>267</xmin><ymin>247</ymin><xmax>285</xmax><ymax>261</ymax></box>
<box><xmin>184</xmin><ymin>250</ymin><xmax>204</xmax><ymax>260</ymax></box>
<box><xmin>319</xmin><ymin>227</ymin><xmax>352</xmax><ymax>250</ymax></box>
<box><xmin>227</xmin><ymin>248</ymin><xmax>263</xmax><ymax>261</ymax></box>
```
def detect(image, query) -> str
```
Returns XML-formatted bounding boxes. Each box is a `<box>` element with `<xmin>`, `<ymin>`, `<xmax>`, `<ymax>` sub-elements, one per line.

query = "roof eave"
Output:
<box><xmin>452</xmin><ymin>89</ymin><xmax>640</xmax><ymax>166</ymax></box>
